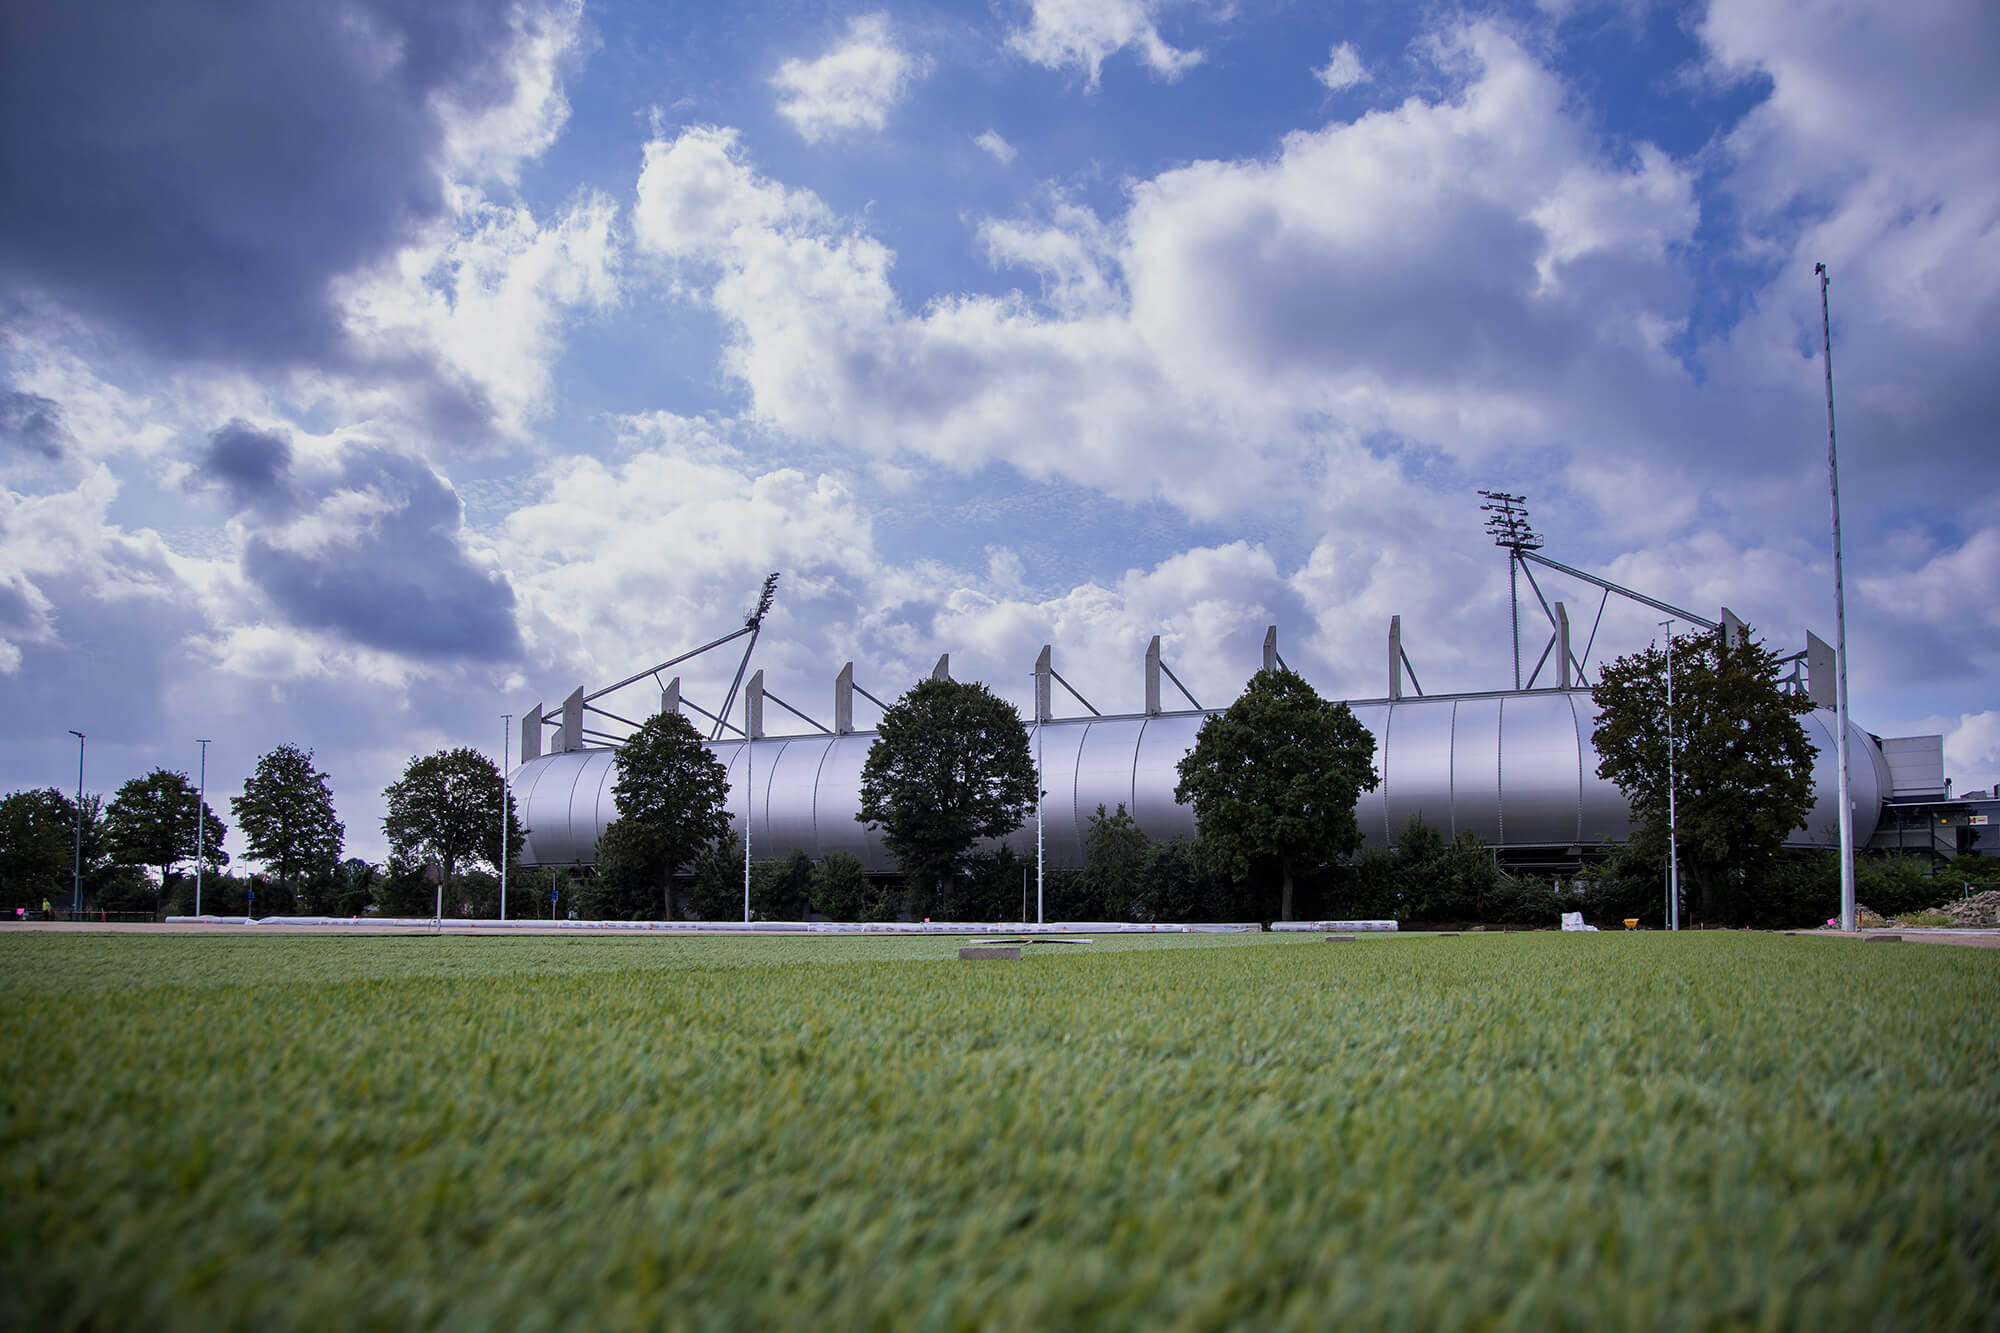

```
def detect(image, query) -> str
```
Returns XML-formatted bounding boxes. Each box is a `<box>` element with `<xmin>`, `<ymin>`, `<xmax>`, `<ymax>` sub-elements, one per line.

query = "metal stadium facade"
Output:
<box><xmin>510</xmin><ymin>680</ymin><xmax>1892</xmax><ymax>876</ymax></box>
<box><xmin>508</xmin><ymin>535</ymin><xmax>1912</xmax><ymax>875</ymax></box>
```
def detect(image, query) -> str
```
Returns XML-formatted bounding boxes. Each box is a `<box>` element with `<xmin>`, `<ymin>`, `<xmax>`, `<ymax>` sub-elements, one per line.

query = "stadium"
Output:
<box><xmin>506</xmin><ymin>534</ymin><xmax>1950</xmax><ymax>878</ymax></box>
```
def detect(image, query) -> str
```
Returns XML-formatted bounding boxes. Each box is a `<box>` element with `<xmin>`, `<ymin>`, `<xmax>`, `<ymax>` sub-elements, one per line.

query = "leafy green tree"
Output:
<box><xmin>858</xmin><ymin>678</ymin><xmax>1037</xmax><ymax>902</ymax></box>
<box><xmin>0</xmin><ymin>788</ymin><xmax>122</xmax><ymax>912</ymax></box>
<box><xmin>1082</xmin><ymin>803</ymin><xmax>1148</xmax><ymax>919</ymax></box>
<box><xmin>1174</xmin><ymin>667</ymin><xmax>1380</xmax><ymax>920</ymax></box>
<box><xmin>683</xmin><ymin>833</ymin><xmax>746</xmax><ymax>922</ymax></box>
<box><xmin>324</xmin><ymin>858</ymin><xmax>378</xmax><ymax>917</ymax></box>
<box><xmin>163</xmin><ymin>868</ymin><xmax>256</xmax><ymax>916</ymax></box>
<box><xmin>588</xmin><ymin>821</ymin><xmax>665</xmax><ymax>920</ymax></box>
<box><xmin>104</xmin><ymin>769</ymin><xmax>227</xmax><ymax>908</ymax></box>
<box><xmin>1592</xmin><ymin>626</ymin><xmax>1816</xmax><ymax>923</ymax></box>
<box><xmin>810</xmin><ymin>851</ymin><xmax>870</xmax><ymax>920</ymax></box>
<box><xmin>600</xmin><ymin>713</ymin><xmax>733</xmax><ymax>919</ymax></box>
<box><xmin>939</xmin><ymin>847</ymin><xmax>1030</xmax><ymax>921</ymax></box>
<box><xmin>232</xmin><ymin>743</ymin><xmax>344</xmax><ymax>909</ymax></box>
<box><xmin>382</xmin><ymin>748</ymin><xmax>521</xmax><ymax>910</ymax></box>
<box><xmin>1388</xmin><ymin>815</ymin><xmax>1500</xmax><ymax>924</ymax></box>
<box><xmin>751</xmin><ymin>848</ymin><xmax>814</xmax><ymax>921</ymax></box>
<box><xmin>1137</xmin><ymin>839</ymin><xmax>1203</xmax><ymax>922</ymax></box>
<box><xmin>1</xmin><ymin>787</ymin><xmax>84</xmax><ymax>905</ymax></box>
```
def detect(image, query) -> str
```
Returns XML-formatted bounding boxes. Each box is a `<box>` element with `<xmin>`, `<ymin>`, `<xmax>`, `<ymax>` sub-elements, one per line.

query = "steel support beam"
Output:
<box><xmin>560</xmin><ymin>687</ymin><xmax>583</xmax><ymax>753</ymax></box>
<box><xmin>1389</xmin><ymin>616</ymin><xmax>1404</xmax><ymax>700</ymax></box>
<box><xmin>834</xmin><ymin>662</ymin><xmax>854</xmax><ymax>734</ymax></box>
<box><xmin>1556</xmin><ymin>602</ymin><xmax>1572</xmax><ymax>689</ymax></box>
<box><xmin>746</xmin><ymin>670</ymin><xmax>765</xmax><ymax>740</ymax></box>
<box><xmin>1520</xmin><ymin>551</ymin><xmax>1717</xmax><ymax>630</ymax></box>
<box><xmin>763</xmin><ymin>687</ymin><xmax>832</xmax><ymax>735</ymax></box>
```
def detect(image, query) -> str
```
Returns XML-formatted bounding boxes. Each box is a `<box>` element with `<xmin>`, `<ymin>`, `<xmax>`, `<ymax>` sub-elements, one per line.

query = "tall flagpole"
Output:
<box><xmin>1816</xmin><ymin>263</ymin><xmax>1857</xmax><ymax>934</ymax></box>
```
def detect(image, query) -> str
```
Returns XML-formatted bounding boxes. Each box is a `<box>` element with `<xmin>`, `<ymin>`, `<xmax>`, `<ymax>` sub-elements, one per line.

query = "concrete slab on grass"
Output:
<box><xmin>959</xmin><ymin>946</ymin><xmax>1022</xmax><ymax>961</ymax></box>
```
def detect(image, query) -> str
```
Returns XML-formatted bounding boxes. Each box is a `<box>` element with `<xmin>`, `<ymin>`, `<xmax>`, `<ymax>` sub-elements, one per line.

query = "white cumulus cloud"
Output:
<box><xmin>975</xmin><ymin>130</ymin><xmax>1018</xmax><ymax>165</ymax></box>
<box><xmin>771</xmin><ymin>13</ymin><xmax>925</xmax><ymax>144</ymax></box>
<box><xmin>1314</xmin><ymin>42</ymin><xmax>1368</xmax><ymax>90</ymax></box>
<box><xmin>1007</xmin><ymin>0</ymin><xmax>1204</xmax><ymax>87</ymax></box>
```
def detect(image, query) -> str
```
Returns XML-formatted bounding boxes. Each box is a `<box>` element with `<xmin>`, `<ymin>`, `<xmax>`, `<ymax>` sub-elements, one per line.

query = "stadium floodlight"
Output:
<box><xmin>1479</xmin><ymin>491</ymin><xmax>1542</xmax><ymax>689</ymax></box>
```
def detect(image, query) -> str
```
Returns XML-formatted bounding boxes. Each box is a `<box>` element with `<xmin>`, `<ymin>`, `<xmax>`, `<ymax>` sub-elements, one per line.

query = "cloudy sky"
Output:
<box><xmin>3</xmin><ymin>0</ymin><xmax>1996</xmax><ymax>866</ymax></box>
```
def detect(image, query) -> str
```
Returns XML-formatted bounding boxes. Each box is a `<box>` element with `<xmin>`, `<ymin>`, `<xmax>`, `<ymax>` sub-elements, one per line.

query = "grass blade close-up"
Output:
<box><xmin>3</xmin><ymin>931</ymin><xmax>1997</xmax><ymax>1329</ymax></box>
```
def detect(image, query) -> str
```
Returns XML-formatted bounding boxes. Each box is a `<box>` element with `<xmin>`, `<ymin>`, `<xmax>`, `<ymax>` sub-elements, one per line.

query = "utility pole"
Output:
<box><xmin>743</xmin><ymin>690</ymin><xmax>752</xmax><ymax>925</ymax></box>
<box><xmin>1480</xmin><ymin>492</ymin><xmax>1542</xmax><ymax>690</ymax></box>
<box><xmin>194</xmin><ymin>739</ymin><xmax>211</xmax><ymax>916</ymax></box>
<box><xmin>1816</xmin><ymin>263</ymin><xmax>1857</xmax><ymax>934</ymax></box>
<box><xmin>67</xmin><ymin>730</ymin><xmax>85</xmax><ymax>917</ymax></box>
<box><xmin>500</xmin><ymin>714</ymin><xmax>511</xmax><ymax>922</ymax></box>
<box><xmin>1661</xmin><ymin>620</ymin><xmax>1679</xmax><ymax>932</ymax></box>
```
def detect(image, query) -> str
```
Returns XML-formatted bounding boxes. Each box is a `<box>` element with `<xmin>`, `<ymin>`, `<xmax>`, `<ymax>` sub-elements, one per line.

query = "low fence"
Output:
<box><xmin>163</xmin><ymin>915</ymin><xmax>1266</xmax><ymax>934</ymax></box>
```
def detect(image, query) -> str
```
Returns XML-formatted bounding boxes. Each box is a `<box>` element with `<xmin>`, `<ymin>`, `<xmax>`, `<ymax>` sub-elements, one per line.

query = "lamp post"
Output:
<box><xmin>500</xmin><ymin>714</ymin><xmax>511</xmax><ymax>923</ymax></box>
<box><xmin>194</xmin><ymin>739</ymin><xmax>211</xmax><ymax>916</ymax></box>
<box><xmin>67</xmin><ymin>730</ymin><xmax>84</xmax><ymax>917</ymax></box>
<box><xmin>1816</xmin><ymin>263</ymin><xmax>1858</xmax><ymax>934</ymax></box>
<box><xmin>1033</xmin><ymin>694</ymin><xmax>1044</xmax><ymax>927</ymax></box>
<box><xmin>1660</xmin><ymin>621</ymin><xmax>1679</xmax><ymax>932</ymax></box>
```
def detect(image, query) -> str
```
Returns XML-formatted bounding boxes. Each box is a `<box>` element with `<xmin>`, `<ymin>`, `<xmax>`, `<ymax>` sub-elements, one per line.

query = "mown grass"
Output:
<box><xmin>2</xmin><ymin>931</ymin><xmax>1996</xmax><ymax>1330</ymax></box>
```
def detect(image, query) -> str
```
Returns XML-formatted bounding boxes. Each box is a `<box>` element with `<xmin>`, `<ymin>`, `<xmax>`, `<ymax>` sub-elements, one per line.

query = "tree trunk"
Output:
<box><xmin>1281</xmin><ymin>859</ymin><xmax>1294</xmax><ymax>922</ymax></box>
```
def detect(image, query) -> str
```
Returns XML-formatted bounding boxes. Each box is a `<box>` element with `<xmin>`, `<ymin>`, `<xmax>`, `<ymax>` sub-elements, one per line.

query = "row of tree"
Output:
<box><xmin>10</xmin><ymin>620</ymin><xmax>1946</xmax><ymax>926</ymax></box>
<box><xmin>584</xmin><ymin>667</ymin><xmax>1387</xmax><ymax>922</ymax></box>
<box><xmin>583</xmin><ymin>620</ymin><xmax>1936</xmax><ymax>928</ymax></box>
<box><xmin>1</xmin><ymin>742</ymin><xmax>338</xmax><ymax>913</ymax></box>
<box><xmin>2</xmin><ymin>740</ymin><xmax>526</xmax><ymax>917</ymax></box>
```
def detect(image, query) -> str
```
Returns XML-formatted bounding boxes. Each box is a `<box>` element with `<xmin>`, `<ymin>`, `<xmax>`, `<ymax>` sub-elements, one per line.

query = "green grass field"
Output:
<box><xmin>3</xmin><ymin>930</ymin><xmax>1997</xmax><ymax>1330</ymax></box>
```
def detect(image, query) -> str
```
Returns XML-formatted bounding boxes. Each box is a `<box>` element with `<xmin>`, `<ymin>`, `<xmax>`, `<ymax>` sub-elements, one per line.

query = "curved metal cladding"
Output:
<box><xmin>511</xmin><ymin>690</ymin><xmax>1887</xmax><ymax>872</ymax></box>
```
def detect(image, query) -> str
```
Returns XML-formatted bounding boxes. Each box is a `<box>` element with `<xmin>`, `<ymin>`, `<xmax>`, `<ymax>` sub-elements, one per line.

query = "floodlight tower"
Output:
<box><xmin>1480</xmin><ymin>491</ymin><xmax>1543</xmax><ymax>690</ymax></box>
<box><xmin>738</xmin><ymin>573</ymin><xmax>779</xmax><ymax>923</ymax></box>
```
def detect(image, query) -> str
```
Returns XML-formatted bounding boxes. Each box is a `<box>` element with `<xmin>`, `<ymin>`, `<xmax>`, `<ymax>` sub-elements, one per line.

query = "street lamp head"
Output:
<box><xmin>68</xmin><ymin>729</ymin><xmax>83</xmax><ymax>740</ymax></box>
